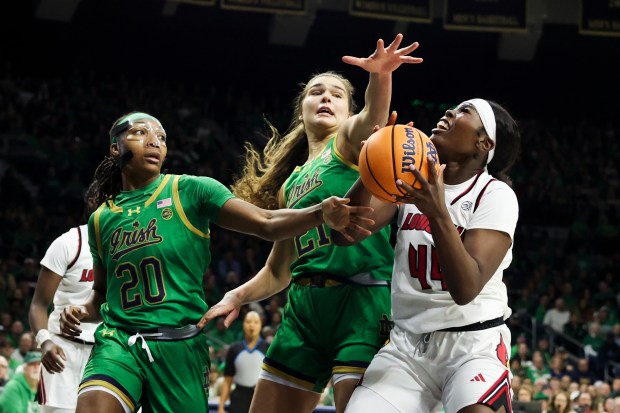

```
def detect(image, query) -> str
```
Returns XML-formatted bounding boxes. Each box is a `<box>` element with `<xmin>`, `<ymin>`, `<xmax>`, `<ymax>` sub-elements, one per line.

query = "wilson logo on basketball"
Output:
<box><xmin>400</xmin><ymin>127</ymin><xmax>418</xmax><ymax>173</ymax></box>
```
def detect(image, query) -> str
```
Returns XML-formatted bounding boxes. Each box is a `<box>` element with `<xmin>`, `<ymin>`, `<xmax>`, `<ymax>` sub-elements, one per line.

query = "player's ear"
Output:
<box><xmin>478</xmin><ymin>135</ymin><xmax>494</xmax><ymax>152</ymax></box>
<box><xmin>110</xmin><ymin>142</ymin><xmax>120</xmax><ymax>157</ymax></box>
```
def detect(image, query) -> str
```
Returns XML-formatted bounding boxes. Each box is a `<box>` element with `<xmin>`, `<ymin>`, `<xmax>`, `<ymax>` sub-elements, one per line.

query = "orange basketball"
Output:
<box><xmin>359</xmin><ymin>124</ymin><xmax>440</xmax><ymax>204</ymax></box>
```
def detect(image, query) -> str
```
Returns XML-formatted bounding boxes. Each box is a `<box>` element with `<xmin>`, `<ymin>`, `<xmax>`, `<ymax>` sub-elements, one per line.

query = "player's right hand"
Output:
<box><xmin>41</xmin><ymin>340</ymin><xmax>67</xmax><ymax>374</ymax></box>
<box><xmin>59</xmin><ymin>305</ymin><xmax>89</xmax><ymax>337</ymax></box>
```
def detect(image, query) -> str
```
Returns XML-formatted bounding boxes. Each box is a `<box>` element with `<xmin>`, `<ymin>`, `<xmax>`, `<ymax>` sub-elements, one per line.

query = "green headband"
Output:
<box><xmin>109</xmin><ymin>112</ymin><xmax>161</xmax><ymax>143</ymax></box>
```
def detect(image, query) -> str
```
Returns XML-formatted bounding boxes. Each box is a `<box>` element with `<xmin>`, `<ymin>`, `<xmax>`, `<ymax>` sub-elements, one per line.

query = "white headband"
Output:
<box><xmin>465</xmin><ymin>98</ymin><xmax>497</xmax><ymax>165</ymax></box>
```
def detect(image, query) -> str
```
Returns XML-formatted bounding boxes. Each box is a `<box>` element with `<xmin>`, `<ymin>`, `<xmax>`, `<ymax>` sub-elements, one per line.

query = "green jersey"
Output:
<box><xmin>89</xmin><ymin>174</ymin><xmax>234</xmax><ymax>330</ymax></box>
<box><xmin>284</xmin><ymin>137</ymin><xmax>393</xmax><ymax>281</ymax></box>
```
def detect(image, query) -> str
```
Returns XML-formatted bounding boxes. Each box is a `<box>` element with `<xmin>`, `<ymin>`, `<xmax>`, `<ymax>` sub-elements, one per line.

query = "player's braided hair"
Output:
<box><xmin>90</xmin><ymin>155</ymin><xmax>122</xmax><ymax>206</ymax></box>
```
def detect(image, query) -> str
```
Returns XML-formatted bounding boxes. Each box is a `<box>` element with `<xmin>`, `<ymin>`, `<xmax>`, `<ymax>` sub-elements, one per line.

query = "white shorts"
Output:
<box><xmin>346</xmin><ymin>324</ymin><xmax>513</xmax><ymax>413</ymax></box>
<box><xmin>39</xmin><ymin>334</ymin><xmax>93</xmax><ymax>409</ymax></box>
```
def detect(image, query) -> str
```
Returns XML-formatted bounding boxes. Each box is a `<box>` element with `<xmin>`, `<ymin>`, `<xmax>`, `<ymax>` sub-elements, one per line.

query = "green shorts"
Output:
<box><xmin>263</xmin><ymin>282</ymin><xmax>391</xmax><ymax>393</ymax></box>
<box><xmin>79</xmin><ymin>323</ymin><xmax>210</xmax><ymax>413</ymax></box>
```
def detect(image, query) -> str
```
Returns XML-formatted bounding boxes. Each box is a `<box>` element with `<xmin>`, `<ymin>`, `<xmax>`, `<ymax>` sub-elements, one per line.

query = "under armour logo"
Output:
<box><xmin>101</xmin><ymin>329</ymin><xmax>115</xmax><ymax>337</ymax></box>
<box><xmin>128</xmin><ymin>207</ymin><xmax>141</xmax><ymax>216</ymax></box>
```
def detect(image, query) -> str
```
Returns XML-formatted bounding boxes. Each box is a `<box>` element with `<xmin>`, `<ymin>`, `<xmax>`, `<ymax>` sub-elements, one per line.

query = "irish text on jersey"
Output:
<box><xmin>109</xmin><ymin>218</ymin><xmax>163</xmax><ymax>261</ymax></box>
<box><xmin>288</xmin><ymin>169</ymin><xmax>323</xmax><ymax>208</ymax></box>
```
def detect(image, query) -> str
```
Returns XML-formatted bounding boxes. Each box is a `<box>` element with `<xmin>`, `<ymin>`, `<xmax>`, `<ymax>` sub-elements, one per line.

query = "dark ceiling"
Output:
<box><xmin>3</xmin><ymin>0</ymin><xmax>619</xmax><ymax>119</ymax></box>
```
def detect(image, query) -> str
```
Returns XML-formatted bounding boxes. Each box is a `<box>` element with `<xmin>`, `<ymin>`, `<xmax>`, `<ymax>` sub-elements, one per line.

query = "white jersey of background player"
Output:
<box><xmin>29</xmin><ymin>224</ymin><xmax>99</xmax><ymax>413</ymax></box>
<box><xmin>342</xmin><ymin>99</ymin><xmax>521</xmax><ymax>413</ymax></box>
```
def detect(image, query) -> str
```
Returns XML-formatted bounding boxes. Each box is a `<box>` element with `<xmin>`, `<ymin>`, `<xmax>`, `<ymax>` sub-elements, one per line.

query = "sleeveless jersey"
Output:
<box><xmin>283</xmin><ymin>137</ymin><xmax>393</xmax><ymax>280</ymax></box>
<box><xmin>40</xmin><ymin>225</ymin><xmax>98</xmax><ymax>342</ymax></box>
<box><xmin>88</xmin><ymin>174</ymin><xmax>234</xmax><ymax>330</ymax></box>
<box><xmin>392</xmin><ymin>170</ymin><xmax>518</xmax><ymax>333</ymax></box>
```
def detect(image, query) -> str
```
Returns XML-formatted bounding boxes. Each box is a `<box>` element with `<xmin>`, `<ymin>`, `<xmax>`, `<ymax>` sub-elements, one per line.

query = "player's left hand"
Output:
<box><xmin>393</xmin><ymin>156</ymin><xmax>447</xmax><ymax>217</ymax></box>
<box><xmin>342</xmin><ymin>33</ymin><xmax>423</xmax><ymax>74</ymax></box>
<box><xmin>320</xmin><ymin>196</ymin><xmax>375</xmax><ymax>242</ymax></box>
<box><xmin>197</xmin><ymin>292</ymin><xmax>242</xmax><ymax>330</ymax></box>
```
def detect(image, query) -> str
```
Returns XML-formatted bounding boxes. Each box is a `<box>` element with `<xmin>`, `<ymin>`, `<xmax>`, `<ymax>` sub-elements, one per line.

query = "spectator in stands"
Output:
<box><xmin>536</xmin><ymin>335</ymin><xmax>553</xmax><ymax>364</ymax></box>
<box><xmin>548</xmin><ymin>391</ymin><xmax>571</xmax><ymax>413</ymax></box>
<box><xmin>517</xmin><ymin>384</ymin><xmax>535</xmax><ymax>402</ymax></box>
<box><xmin>597</xmin><ymin>306</ymin><xmax>619</xmax><ymax>334</ymax></box>
<box><xmin>564</xmin><ymin>312</ymin><xmax>588</xmax><ymax>341</ymax></box>
<box><xmin>550</xmin><ymin>354</ymin><xmax>571</xmax><ymax>379</ymax></box>
<box><xmin>218</xmin><ymin>311</ymin><xmax>269</xmax><ymax>413</ymax></box>
<box><xmin>584</xmin><ymin>321</ymin><xmax>606</xmax><ymax>356</ymax></box>
<box><xmin>0</xmin><ymin>355</ymin><xmax>9</xmax><ymax>392</ymax></box>
<box><xmin>217</xmin><ymin>250</ymin><xmax>242</xmax><ymax>285</ymax></box>
<box><xmin>58</xmin><ymin>111</ymin><xmax>365</xmax><ymax>413</ymax></box>
<box><xmin>208</xmin><ymin>316</ymin><xmax>238</xmax><ymax>355</ymax></box>
<box><xmin>7</xmin><ymin>321</ymin><xmax>24</xmax><ymax>348</ymax></box>
<box><xmin>0</xmin><ymin>351</ymin><xmax>41</xmax><ymax>413</ymax></box>
<box><xmin>535</xmin><ymin>293</ymin><xmax>552</xmax><ymax>325</ymax></box>
<box><xmin>560</xmin><ymin>281</ymin><xmax>578</xmax><ymax>312</ymax></box>
<box><xmin>572</xmin><ymin>358</ymin><xmax>597</xmax><ymax>386</ymax></box>
<box><xmin>610</xmin><ymin>378</ymin><xmax>620</xmax><ymax>398</ymax></box>
<box><xmin>8</xmin><ymin>332</ymin><xmax>32</xmax><ymax>373</ymax></box>
<box><xmin>544</xmin><ymin>298</ymin><xmax>571</xmax><ymax>333</ymax></box>
<box><xmin>574</xmin><ymin>391</ymin><xmax>595</xmax><ymax>413</ymax></box>
<box><xmin>527</xmin><ymin>350</ymin><xmax>552</xmax><ymax>383</ymax></box>
<box><xmin>202</xmin><ymin>34</ymin><xmax>422</xmax><ymax>413</ymax></box>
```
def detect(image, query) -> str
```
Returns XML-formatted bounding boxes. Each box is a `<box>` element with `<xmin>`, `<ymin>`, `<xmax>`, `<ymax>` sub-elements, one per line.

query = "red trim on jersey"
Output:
<box><xmin>450</xmin><ymin>170</ymin><xmax>484</xmax><ymax>206</ymax></box>
<box><xmin>473</xmin><ymin>179</ymin><xmax>497</xmax><ymax>212</ymax></box>
<box><xmin>477</xmin><ymin>369</ymin><xmax>512</xmax><ymax>412</ymax></box>
<box><xmin>67</xmin><ymin>226</ymin><xmax>82</xmax><ymax>270</ymax></box>
<box><xmin>38</xmin><ymin>368</ymin><xmax>47</xmax><ymax>405</ymax></box>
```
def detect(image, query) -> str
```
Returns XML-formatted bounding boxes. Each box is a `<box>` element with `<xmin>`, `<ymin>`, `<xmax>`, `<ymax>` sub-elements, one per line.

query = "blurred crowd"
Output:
<box><xmin>0</xmin><ymin>64</ymin><xmax>618</xmax><ymax>412</ymax></box>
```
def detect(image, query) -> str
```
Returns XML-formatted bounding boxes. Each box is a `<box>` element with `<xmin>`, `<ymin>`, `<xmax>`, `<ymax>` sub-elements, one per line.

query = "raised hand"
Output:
<box><xmin>342</xmin><ymin>33</ymin><xmax>423</xmax><ymax>74</ymax></box>
<box><xmin>393</xmin><ymin>156</ymin><xmax>446</xmax><ymax>217</ymax></box>
<box><xmin>320</xmin><ymin>196</ymin><xmax>375</xmax><ymax>242</ymax></box>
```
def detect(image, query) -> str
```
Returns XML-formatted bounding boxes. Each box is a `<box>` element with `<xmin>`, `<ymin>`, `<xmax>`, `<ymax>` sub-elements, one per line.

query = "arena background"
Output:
<box><xmin>1</xmin><ymin>0</ymin><xmax>619</xmax><ymax>412</ymax></box>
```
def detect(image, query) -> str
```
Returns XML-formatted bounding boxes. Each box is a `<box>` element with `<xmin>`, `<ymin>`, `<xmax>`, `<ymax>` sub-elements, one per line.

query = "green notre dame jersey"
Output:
<box><xmin>284</xmin><ymin>137</ymin><xmax>394</xmax><ymax>281</ymax></box>
<box><xmin>88</xmin><ymin>174</ymin><xmax>234</xmax><ymax>330</ymax></box>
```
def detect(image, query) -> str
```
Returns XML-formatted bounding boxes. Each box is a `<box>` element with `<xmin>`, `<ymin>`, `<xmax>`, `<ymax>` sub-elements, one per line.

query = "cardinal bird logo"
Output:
<box><xmin>496</xmin><ymin>334</ymin><xmax>509</xmax><ymax>368</ymax></box>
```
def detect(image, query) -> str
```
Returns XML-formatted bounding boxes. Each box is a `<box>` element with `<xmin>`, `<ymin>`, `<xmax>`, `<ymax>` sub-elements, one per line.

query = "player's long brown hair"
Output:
<box><xmin>231</xmin><ymin>71</ymin><xmax>357</xmax><ymax>209</ymax></box>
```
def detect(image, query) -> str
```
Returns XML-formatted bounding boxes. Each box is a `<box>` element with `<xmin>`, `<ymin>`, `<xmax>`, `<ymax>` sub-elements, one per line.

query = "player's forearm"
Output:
<box><xmin>359</xmin><ymin>72</ymin><xmax>392</xmax><ymax>131</ymax></box>
<box><xmin>258</xmin><ymin>204</ymin><xmax>323</xmax><ymax>241</ymax></box>
<box><xmin>28</xmin><ymin>303</ymin><xmax>50</xmax><ymax>335</ymax></box>
<box><xmin>79</xmin><ymin>289</ymin><xmax>106</xmax><ymax>322</ymax></box>
<box><xmin>229</xmin><ymin>266</ymin><xmax>290</xmax><ymax>306</ymax></box>
<box><xmin>428</xmin><ymin>215</ymin><xmax>482</xmax><ymax>305</ymax></box>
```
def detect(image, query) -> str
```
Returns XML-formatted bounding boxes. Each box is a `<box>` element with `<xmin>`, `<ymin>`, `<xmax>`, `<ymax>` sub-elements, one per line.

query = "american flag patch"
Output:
<box><xmin>157</xmin><ymin>198</ymin><xmax>172</xmax><ymax>208</ymax></box>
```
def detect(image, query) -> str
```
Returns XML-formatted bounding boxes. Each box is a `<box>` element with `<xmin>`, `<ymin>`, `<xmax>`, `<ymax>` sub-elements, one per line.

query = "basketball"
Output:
<box><xmin>359</xmin><ymin>124</ymin><xmax>440</xmax><ymax>204</ymax></box>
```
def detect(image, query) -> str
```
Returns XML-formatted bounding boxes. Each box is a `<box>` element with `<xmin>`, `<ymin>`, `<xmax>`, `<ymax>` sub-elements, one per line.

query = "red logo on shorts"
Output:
<box><xmin>496</xmin><ymin>335</ymin><xmax>509</xmax><ymax>367</ymax></box>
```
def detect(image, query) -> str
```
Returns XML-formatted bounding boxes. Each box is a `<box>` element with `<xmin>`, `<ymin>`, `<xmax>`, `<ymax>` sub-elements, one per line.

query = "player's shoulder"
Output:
<box><xmin>178</xmin><ymin>174</ymin><xmax>223</xmax><ymax>188</ymax></box>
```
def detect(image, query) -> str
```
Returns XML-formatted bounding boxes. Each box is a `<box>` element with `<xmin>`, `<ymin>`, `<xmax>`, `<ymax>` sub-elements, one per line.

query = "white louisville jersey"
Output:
<box><xmin>39</xmin><ymin>224</ymin><xmax>98</xmax><ymax>342</ymax></box>
<box><xmin>392</xmin><ymin>170</ymin><xmax>518</xmax><ymax>334</ymax></box>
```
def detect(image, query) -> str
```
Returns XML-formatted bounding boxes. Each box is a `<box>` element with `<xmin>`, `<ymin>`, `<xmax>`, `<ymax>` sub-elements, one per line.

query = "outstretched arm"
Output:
<box><xmin>216</xmin><ymin>196</ymin><xmax>374</xmax><ymax>243</ymax></box>
<box><xmin>198</xmin><ymin>238</ymin><xmax>295</xmax><ymax>329</ymax></box>
<box><xmin>337</xmin><ymin>33</ymin><xmax>422</xmax><ymax>163</ymax></box>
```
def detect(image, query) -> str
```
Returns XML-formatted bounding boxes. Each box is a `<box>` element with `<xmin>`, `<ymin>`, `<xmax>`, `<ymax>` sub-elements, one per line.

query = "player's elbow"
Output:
<box><xmin>449</xmin><ymin>286</ymin><xmax>481</xmax><ymax>306</ymax></box>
